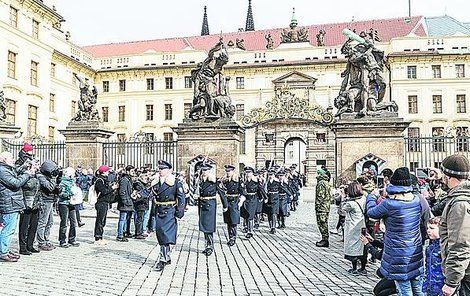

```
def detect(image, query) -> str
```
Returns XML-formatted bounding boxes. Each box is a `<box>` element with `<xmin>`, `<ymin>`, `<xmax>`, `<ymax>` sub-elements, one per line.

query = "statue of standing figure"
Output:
<box><xmin>189</xmin><ymin>38</ymin><xmax>235</xmax><ymax>121</ymax></box>
<box><xmin>0</xmin><ymin>91</ymin><xmax>7</xmax><ymax>123</ymax></box>
<box><xmin>334</xmin><ymin>29</ymin><xmax>397</xmax><ymax>117</ymax></box>
<box><xmin>72</xmin><ymin>73</ymin><xmax>100</xmax><ymax>122</ymax></box>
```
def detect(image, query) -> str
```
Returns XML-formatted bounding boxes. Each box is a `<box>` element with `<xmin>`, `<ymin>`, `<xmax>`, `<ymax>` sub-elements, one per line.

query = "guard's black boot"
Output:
<box><xmin>227</xmin><ymin>238</ymin><xmax>235</xmax><ymax>247</ymax></box>
<box><xmin>315</xmin><ymin>240</ymin><xmax>329</xmax><ymax>248</ymax></box>
<box><xmin>269</xmin><ymin>228</ymin><xmax>276</xmax><ymax>234</ymax></box>
<box><xmin>155</xmin><ymin>261</ymin><xmax>166</xmax><ymax>271</ymax></box>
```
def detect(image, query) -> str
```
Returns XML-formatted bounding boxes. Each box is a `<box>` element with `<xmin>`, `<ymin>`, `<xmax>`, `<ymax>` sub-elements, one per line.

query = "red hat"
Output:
<box><xmin>23</xmin><ymin>143</ymin><xmax>33</xmax><ymax>153</ymax></box>
<box><xmin>98</xmin><ymin>165</ymin><xmax>109</xmax><ymax>173</ymax></box>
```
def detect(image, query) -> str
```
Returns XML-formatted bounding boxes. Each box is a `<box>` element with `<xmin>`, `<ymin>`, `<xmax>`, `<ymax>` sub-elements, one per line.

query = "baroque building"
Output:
<box><xmin>1</xmin><ymin>0</ymin><xmax>470</xmax><ymax>177</ymax></box>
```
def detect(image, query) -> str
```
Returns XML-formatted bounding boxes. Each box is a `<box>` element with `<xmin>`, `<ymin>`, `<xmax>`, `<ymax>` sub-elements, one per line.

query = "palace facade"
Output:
<box><xmin>1</xmin><ymin>0</ymin><xmax>470</xmax><ymax>174</ymax></box>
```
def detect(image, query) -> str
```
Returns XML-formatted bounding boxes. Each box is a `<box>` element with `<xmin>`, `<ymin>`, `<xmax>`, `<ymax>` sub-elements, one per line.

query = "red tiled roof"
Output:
<box><xmin>82</xmin><ymin>16</ymin><xmax>425</xmax><ymax>58</ymax></box>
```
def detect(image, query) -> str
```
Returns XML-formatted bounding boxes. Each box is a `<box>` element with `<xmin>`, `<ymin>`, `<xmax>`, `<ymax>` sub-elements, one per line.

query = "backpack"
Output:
<box><xmin>87</xmin><ymin>184</ymin><xmax>99</xmax><ymax>205</ymax></box>
<box><xmin>69</xmin><ymin>185</ymin><xmax>83</xmax><ymax>205</ymax></box>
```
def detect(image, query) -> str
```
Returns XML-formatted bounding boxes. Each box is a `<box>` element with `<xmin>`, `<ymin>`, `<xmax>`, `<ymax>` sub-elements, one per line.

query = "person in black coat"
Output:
<box><xmin>241</xmin><ymin>166</ymin><xmax>265</xmax><ymax>238</ymax></box>
<box><xmin>116</xmin><ymin>165</ymin><xmax>135</xmax><ymax>241</ymax></box>
<box><xmin>152</xmin><ymin>160</ymin><xmax>185</xmax><ymax>271</ymax></box>
<box><xmin>217</xmin><ymin>165</ymin><xmax>243</xmax><ymax>246</ymax></box>
<box><xmin>94</xmin><ymin>165</ymin><xmax>118</xmax><ymax>245</ymax></box>
<box><xmin>277</xmin><ymin>170</ymin><xmax>293</xmax><ymax>229</ymax></box>
<box><xmin>132</xmin><ymin>173</ymin><xmax>150</xmax><ymax>239</ymax></box>
<box><xmin>264</xmin><ymin>169</ymin><xmax>281</xmax><ymax>234</ymax></box>
<box><xmin>198</xmin><ymin>163</ymin><xmax>227</xmax><ymax>256</ymax></box>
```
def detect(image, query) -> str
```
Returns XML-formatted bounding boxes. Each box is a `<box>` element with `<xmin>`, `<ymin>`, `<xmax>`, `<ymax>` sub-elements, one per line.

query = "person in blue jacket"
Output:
<box><xmin>423</xmin><ymin>217</ymin><xmax>445</xmax><ymax>296</ymax></box>
<box><xmin>367</xmin><ymin>167</ymin><xmax>424</xmax><ymax>296</ymax></box>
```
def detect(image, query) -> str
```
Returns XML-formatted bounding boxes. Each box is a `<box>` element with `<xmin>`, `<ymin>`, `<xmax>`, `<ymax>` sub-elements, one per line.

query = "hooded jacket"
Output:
<box><xmin>0</xmin><ymin>162</ymin><xmax>30</xmax><ymax>214</ymax></box>
<box><xmin>58</xmin><ymin>176</ymin><xmax>75</xmax><ymax>205</ymax></box>
<box><xmin>315</xmin><ymin>174</ymin><xmax>331</xmax><ymax>213</ymax></box>
<box><xmin>37</xmin><ymin>160</ymin><xmax>59</xmax><ymax>203</ymax></box>
<box><xmin>439</xmin><ymin>180</ymin><xmax>470</xmax><ymax>288</ymax></box>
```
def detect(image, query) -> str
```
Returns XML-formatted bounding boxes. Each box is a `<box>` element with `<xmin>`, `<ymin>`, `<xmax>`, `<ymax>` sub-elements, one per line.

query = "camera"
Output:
<box><xmin>361</xmin><ymin>227</ymin><xmax>367</xmax><ymax>236</ymax></box>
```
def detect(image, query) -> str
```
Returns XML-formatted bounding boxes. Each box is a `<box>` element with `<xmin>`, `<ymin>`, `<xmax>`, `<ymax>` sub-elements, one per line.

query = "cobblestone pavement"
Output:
<box><xmin>0</xmin><ymin>192</ymin><xmax>378</xmax><ymax>296</ymax></box>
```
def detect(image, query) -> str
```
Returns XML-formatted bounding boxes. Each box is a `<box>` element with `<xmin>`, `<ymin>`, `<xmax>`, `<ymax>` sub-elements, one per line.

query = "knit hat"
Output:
<box><xmin>64</xmin><ymin>167</ymin><xmax>76</xmax><ymax>178</ymax></box>
<box><xmin>441</xmin><ymin>154</ymin><xmax>470</xmax><ymax>179</ymax></box>
<box><xmin>23</xmin><ymin>143</ymin><xmax>33</xmax><ymax>153</ymax></box>
<box><xmin>98</xmin><ymin>165</ymin><xmax>110</xmax><ymax>173</ymax></box>
<box><xmin>390</xmin><ymin>167</ymin><xmax>412</xmax><ymax>186</ymax></box>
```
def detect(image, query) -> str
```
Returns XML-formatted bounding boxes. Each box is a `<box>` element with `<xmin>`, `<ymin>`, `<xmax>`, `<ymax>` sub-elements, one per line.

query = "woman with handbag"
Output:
<box><xmin>58</xmin><ymin>167</ymin><xmax>80</xmax><ymax>248</ymax></box>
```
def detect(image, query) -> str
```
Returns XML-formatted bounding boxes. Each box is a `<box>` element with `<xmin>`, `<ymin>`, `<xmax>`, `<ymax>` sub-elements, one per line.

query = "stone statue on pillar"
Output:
<box><xmin>72</xmin><ymin>73</ymin><xmax>100</xmax><ymax>122</ymax></box>
<box><xmin>189</xmin><ymin>38</ymin><xmax>235</xmax><ymax>121</ymax></box>
<box><xmin>0</xmin><ymin>91</ymin><xmax>7</xmax><ymax>123</ymax></box>
<box><xmin>334</xmin><ymin>29</ymin><xmax>398</xmax><ymax>118</ymax></box>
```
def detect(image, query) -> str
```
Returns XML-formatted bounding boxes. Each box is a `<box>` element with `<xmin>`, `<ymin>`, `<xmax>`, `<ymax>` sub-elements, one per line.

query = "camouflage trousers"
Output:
<box><xmin>316</xmin><ymin>211</ymin><xmax>329</xmax><ymax>241</ymax></box>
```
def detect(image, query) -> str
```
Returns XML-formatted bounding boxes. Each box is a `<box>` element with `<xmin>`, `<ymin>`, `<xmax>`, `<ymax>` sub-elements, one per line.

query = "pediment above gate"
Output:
<box><xmin>241</xmin><ymin>87</ymin><xmax>335</xmax><ymax>128</ymax></box>
<box><xmin>272</xmin><ymin>71</ymin><xmax>317</xmax><ymax>89</ymax></box>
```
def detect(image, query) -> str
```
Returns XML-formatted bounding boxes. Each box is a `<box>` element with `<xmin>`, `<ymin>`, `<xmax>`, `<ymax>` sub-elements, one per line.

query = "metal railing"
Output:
<box><xmin>1</xmin><ymin>139</ymin><xmax>67</xmax><ymax>167</ymax></box>
<box><xmin>404</xmin><ymin>136</ymin><xmax>470</xmax><ymax>170</ymax></box>
<box><xmin>102</xmin><ymin>140</ymin><xmax>178</xmax><ymax>170</ymax></box>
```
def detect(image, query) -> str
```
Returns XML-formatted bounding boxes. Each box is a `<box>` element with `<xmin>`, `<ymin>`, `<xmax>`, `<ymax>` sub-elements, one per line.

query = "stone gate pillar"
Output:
<box><xmin>59</xmin><ymin>121</ymin><xmax>114</xmax><ymax>169</ymax></box>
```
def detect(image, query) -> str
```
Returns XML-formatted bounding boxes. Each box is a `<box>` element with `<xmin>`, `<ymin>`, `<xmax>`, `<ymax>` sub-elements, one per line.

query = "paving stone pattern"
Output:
<box><xmin>0</xmin><ymin>190</ymin><xmax>377</xmax><ymax>296</ymax></box>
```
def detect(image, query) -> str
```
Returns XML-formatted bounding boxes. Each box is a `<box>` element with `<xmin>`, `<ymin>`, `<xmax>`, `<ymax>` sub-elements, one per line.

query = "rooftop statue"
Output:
<box><xmin>280</xmin><ymin>8</ymin><xmax>309</xmax><ymax>43</ymax></box>
<box><xmin>189</xmin><ymin>38</ymin><xmax>235</xmax><ymax>121</ymax></box>
<box><xmin>72</xmin><ymin>73</ymin><xmax>100</xmax><ymax>122</ymax></box>
<box><xmin>334</xmin><ymin>29</ymin><xmax>397</xmax><ymax>118</ymax></box>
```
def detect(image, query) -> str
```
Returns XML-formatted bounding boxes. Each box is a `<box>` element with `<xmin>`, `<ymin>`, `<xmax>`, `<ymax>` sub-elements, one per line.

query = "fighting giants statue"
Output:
<box><xmin>189</xmin><ymin>38</ymin><xmax>235</xmax><ymax>121</ymax></box>
<box><xmin>335</xmin><ymin>29</ymin><xmax>398</xmax><ymax>117</ymax></box>
<box><xmin>72</xmin><ymin>73</ymin><xmax>100</xmax><ymax>122</ymax></box>
<box><xmin>0</xmin><ymin>91</ymin><xmax>7</xmax><ymax>123</ymax></box>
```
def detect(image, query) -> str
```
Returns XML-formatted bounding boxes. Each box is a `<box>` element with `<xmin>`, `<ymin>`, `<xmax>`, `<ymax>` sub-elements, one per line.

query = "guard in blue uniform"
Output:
<box><xmin>277</xmin><ymin>170</ymin><xmax>293</xmax><ymax>229</ymax></box>
<box><xmin>198</xmin><ymin>164</ymin><xmax>227</xmax><ymax>256</ymax></box>
<box><xmin>151</xmin><ymin>160</ymin><xmax>186</xmax><ymax>272</ymax></box>
<box><xmin>289</xmin><ymin>166</ymin><xmax>301</xmax><ymax>211</ymax></box>
<box><xmin>264</xmin><ymin>169</ymin><xmax>280</xmax><ymax>234</ymax></box>
<box><xmin>240</xmin><ymin>167</ymin><xmax>265</xmax><ymax>238</ymax></box>
<box><xmin>254</xmin><ymin>169</ymin><xmax>266</xmax><ymax>228</ymax></box>
<box><xmin>217</xmin><ymin>165</ymin><xmax>242</xmax><ymax>246</ymax></box>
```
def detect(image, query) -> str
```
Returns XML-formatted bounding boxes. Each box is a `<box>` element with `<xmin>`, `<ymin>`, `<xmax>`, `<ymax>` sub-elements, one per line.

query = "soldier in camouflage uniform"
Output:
<box><xmin>315</xmin><ymin>169</ymin><xmax>332</xmax><ymax>248</ymax></box>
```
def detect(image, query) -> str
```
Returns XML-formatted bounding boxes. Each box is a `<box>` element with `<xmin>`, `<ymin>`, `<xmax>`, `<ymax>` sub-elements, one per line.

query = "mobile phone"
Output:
<box><xmin>377</xmin><ymin>176</ymin><xmax>384</xmax><ymax>189</ymax></box>
<box><xmin>361</xmin><ymin>228</ymin><xmax>367</xmax><ymax>236</ymax></box>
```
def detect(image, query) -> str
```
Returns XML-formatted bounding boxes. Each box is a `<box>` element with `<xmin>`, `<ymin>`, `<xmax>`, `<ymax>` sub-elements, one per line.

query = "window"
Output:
<box><xmin>165</xmin><ymin>77</ymin><xmax>173</xmax><ymax>89</ymax></box>
<box><xmin>408</xmin><ymin>95</ymin><xmax>418</xmax><ymax>114</ymax></box>
<box><xmin>27</xmin><ymin>105</ymin><xmax>38</xmax><ymax>137</ymax></box>
<box><xmin>117</xmin><ymin>134</ymin><xmax>126</xmax><ymax>142</ymax></box>
<box><xmin>407</xmin><ymin>127</ymin><xmax>420</xmax><ymax>151</ymax></box>
<box><xmin>235</xmin><ymin>104</ymin><xmax>244</xmax><ymax>121</ymax></box>
<box><xmin>407</xmin><ymin>66</ymin><xmax>417</xmax><ymax>79</ymax></box>
<box><xmin>146</xmin><ymin>78</ymin><xmax>154</xmax><ymax>90</ymax></box>
<box><xmin>6</xmin><ymin>99</ymin><xmax>16</xmax><ymax>124</ymax></box>
<box><xmin>432</xmin><ymin>127</ymin><xmax>445</xmax><ymax>152</ymax></box>
<box><xmin>240</xmin><ymin>132</ymin><xmax>246</xmax><ymax>154</ymax></box>
<box><xmin>7</xmin><ymin>51</ymin><xmax>17</xmax><ymax>79</ymax></box>
<box><xmin>146</xmin><ymin>104</ymin><xmax>154</xmax><ymax>121</ymax></box>
<box><xmin>30</xmin><ymin>61</ymin><xmax>38</xmax><ymax>86</ymax></box>
<box><xmin>117</xmin><ymin>134</ymin><xmax>126</xmax><ymax>155</ymax></box>
<box><xmin>103</xmin><ymin>81</ymin><xmax>109</xmax><ymax>92</ymax></box>
<box><xmin>456</xmin><ymin>64</ymin><xmax>465</xmax><ymax>78</ymax></box>
<box><xmin>316</xmin><ymin>133</ymin><xmax>326</xmax><ymax>142</ymax></box>
<box><xmin>32</xmin><ymin>20</ymin><xmax>39</xmax><ymax>39</ymax></box>
<box><xmin>432</xmin><ymin>65</ymin><xmax>441</xmax><ymax>78</ymax></box>
<box><xmin>71</xmin><ymin>100</ymin><xmax>76</xmax><ymax>116</ymax></box>
<box><xmin>49</xmin><ymin>93</ymin><xmax>55</xmax><ymax>112</ymax></box>
<box><xmin>145</xmin><ymin>133</ymin><xmax>155</xmax><ymax>141</ymax></box>
<box><xmin>184</xmin><ymin>103</ymin><xmax>192</xmax><ymax>118</ymax></box>
<box><xmin>165</xmin><ymin>104</ymin><xmax>172</xmax><ymax>120</ymax></box>
<box><xmin>119</xmin><ymin>80</ymin><xmax>126</xmax><ymax>91</ymax></box>
<box><xmin>48</xmin><ymin>126</ymin><xmax>54</xmax><ymax>141</ymax></box>
<box><xmin>457</xmin><ymin>95</ymin><xmax>467</xmax><ymax>113</ymax></box>
<box><xmin>50</xmin><ymin>63</ymin><xmax>56</xmax><ymax>77</ymax></box>
<box><xmin>144</xmin><ymin>133</ymin><xmax>155</xmax><ymax>154</ymax></box>
<box><xmin>432</xmin><ymin>95</ymin><xmax>442</xmax><ymax>114</ymax></box>
<box><xmin>184</xmin><ymin>76</ymin><xmax>193</xmax><ymax>89</ymax></box>
<box><xmin>163</xmin><ymin>132</ymin><xmax>174</xmax><ymax>154</ymax></box>
<box><xmin>102</xmin><ymin>107</ymin><xmax>109</xmax><ymax>122</ymax></box>
<box><xmin>409</xmin><ymin>162</ymin><xmax>419</xmax><ymax>172</ymax></box>
<box><xmin>118</xmin><ymin>106</ymin><xmax>125</xmax><ymax>122</ymax></box>
<box><xmin>164</xmin><ymin>132</ymin><xmax>174</xmax><ymax>142</ymax></box>
<box><xmin>236</xmin><ymin>77</ymin><xmax>245</xmax><ymax>89</ymax></box>
<box><xmin>72</xmin><ymin>73</ymin><xmax>77</xmax><ymax>85</ymax></box>
<box><xmin>10</xmin><ymin>6</ymin><xmax>18</xmax><ymax>28</ymax></box>
<box><xmin>456</xmin><ymin>127</ymin><xmax>469</xmax><ymax>152</ymax></box>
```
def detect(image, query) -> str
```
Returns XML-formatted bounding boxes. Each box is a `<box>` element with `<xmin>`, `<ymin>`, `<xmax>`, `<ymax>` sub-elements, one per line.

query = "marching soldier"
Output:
<box><xmin>289</xmin><ymin>166</ymin><xmax>301</xmax><ymax>211</ymax></box>
<box><xmin>198</xmin><ymin>163</ymin><xmax>227</xmax><ymax>256</ymax></box>
<box><xmin>277</xmin><ymin>170</ymin><xmax>293</xmax><ymax>229</ymax></box>
<box><xmin>254</xmin><ymin>169</ymin><xmax>266</xmax><ymax>228</ymax></box>
<box><xmin>217</xmin><ymin>165</ymin><xmax>243</xmax><ymax>246</ymax></box>
<box><xmin>240</xmin><ymin>167</ymin><xmax>264</xmax><ymax>238</ymax></box>
<box><xmin>264</xmin><ymin>169</ymin><xmax>280</xmax><ymax>234</ymax></box>
<box><xmin>151</xmin><ymin>160</ymin><xmax>186</xmax><ymax>272</ymax></box>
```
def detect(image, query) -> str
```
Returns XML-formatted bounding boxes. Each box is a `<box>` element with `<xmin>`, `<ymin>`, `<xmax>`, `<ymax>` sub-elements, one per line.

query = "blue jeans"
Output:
<box><xmin>0</xmin><ymin>212</ymin><xmax>19</xmax><ymax>256</ymax></box>
<box><xmin>117</xmin><ymin>211</ymin><xmax>129</xmax><ymax>238</ymax></box>
<box><xmin>395</xmin><ymin>276</ymin><xmax>424</xmax><ymax>296</ymax></box>
<box><xmin>143</xmin><ymin>209</ymin><xmax>150</xmax><ymax>232</ymax></box>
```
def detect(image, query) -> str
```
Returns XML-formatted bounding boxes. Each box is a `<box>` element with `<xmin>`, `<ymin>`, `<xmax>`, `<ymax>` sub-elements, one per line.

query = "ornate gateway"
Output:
<box><xmin>241</xmin><ymin>87</ymin><xmax>335</xmax><ymax>128</ymax></box>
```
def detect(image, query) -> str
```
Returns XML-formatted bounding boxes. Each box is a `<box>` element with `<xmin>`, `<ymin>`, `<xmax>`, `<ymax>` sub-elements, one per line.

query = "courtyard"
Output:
<box><xmin>0</xmin><ymin>196</ymin><xmax>376</xmax><ymax>296</ymax></box>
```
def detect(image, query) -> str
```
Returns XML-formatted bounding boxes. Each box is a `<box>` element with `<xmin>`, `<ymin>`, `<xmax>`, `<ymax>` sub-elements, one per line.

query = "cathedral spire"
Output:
<box><xmin>245</xmin><ymin>0</ymin><xmax>255</xmax><ymax>31</ymax></box>
<box><xmin>201</xmin><ymin>6</ymin><xmax>210</xmax><ymax>36</ymax></box>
